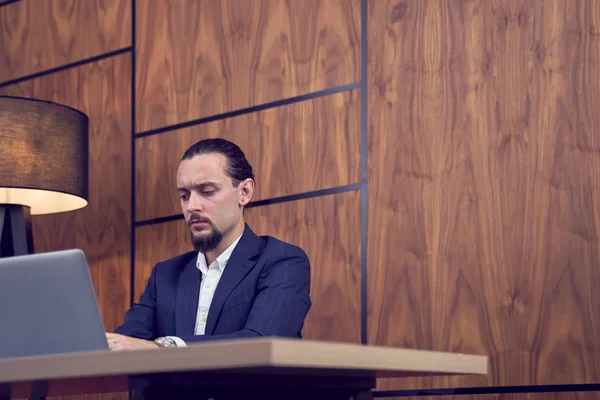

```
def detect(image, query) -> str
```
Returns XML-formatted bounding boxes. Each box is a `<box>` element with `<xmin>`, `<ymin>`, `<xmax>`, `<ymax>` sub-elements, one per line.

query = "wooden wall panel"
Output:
<box><xmin>135</xmin><ymin>190</ymin><xmax>361</xmax><ymax>343</ymax></box>
<box><xmin>0</xmin><ymin>53</ymin><xmax>131</xmax><ymax>333</ymax></box>
<box><xmin>0</xmin><ymin>0</ymin><xmax>130</xmax><ymax>83</ymax></box>
<box><xmin>245</xmin><ymin>191</ymin><xmax>361</xmax><ymax>343</ymax></box>
<box><xmin>134</xmin><ymin>221</ymin><xmax>187</xmax><ymax>300</ymax></box>
<box><xmin>0</xmin><ymin>54</ymin><xmax>131</xmax><ymax>400</ymax></box>
<box><xmin>368</xmin><ymin>0</ymin><xmax>600</xmax><ymax>392</ymax></box>
<box><xmin>378</xmin><ymin>392</ymin><xmax>600</xmax><ymax>400</ymax></box>
<box><xmin>135</xmin><ymin>90</ymin><xmax>360</xmax><ymax>221</ymax></box>
<box><xmin>135</xmin><ymin>0</ymin><xmax>361</xmax><ymax>132</ymax></box>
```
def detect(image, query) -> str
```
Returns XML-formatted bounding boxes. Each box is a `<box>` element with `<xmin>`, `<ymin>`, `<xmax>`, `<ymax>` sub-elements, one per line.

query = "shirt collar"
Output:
<box><xmin>196</xmin><ymin>232</ymin><xmax>243</xmax><ymax>276</ymax></box>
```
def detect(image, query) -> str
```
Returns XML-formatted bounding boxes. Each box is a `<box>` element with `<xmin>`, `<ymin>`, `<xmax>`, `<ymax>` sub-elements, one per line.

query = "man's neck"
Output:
<box><xmin>204</xmin><ymin>221</ymin><xmax>245</xmax><ymax>265</ymax></box>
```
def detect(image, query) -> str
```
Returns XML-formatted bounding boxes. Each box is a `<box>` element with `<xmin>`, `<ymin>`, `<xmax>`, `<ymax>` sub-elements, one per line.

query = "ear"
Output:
<box><xmin>238</xmin><ymin>178</ymin><xmax>254</xmax><ymax>207</ymax></box>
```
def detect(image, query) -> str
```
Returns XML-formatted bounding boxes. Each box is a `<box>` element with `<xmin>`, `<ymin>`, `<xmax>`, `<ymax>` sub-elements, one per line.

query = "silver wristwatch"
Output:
<box><xmin>154</xmin><ymin>337</ymin><xmax>177</xmax><ymax>348</ymax></box>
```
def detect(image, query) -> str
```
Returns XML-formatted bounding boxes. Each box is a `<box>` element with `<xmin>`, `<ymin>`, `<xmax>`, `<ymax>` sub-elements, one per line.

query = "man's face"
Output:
<box><xmin>176</xmin><ymin>153</ymin><xmax>250</xmax><ymax>253</ymax></box>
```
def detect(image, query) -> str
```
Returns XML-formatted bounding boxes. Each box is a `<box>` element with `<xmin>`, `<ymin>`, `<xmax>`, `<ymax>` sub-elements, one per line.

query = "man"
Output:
<box><xmin>107</xmin><ymin>138</ymin><xmax>312</xmax><ymax>350</ymax></box>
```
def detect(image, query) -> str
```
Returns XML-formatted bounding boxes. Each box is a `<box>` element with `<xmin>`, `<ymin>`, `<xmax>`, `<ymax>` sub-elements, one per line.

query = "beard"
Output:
<box><xmin>188</xmin><ymin>214</ymin><xmax>223</xmax><ymax>253</ymax></box>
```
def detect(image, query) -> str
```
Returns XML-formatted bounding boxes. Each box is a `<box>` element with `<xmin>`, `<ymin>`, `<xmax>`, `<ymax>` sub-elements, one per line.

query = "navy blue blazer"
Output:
<box><xmin>114</xmin><ymin>225</ymin><xmax>311</xmax><ymax>343</ymax></box>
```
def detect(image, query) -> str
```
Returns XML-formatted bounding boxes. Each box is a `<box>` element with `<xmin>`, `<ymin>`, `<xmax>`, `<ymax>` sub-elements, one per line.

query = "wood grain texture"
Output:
<box><xmin>135</xmin><ymin>0</ymin><xmax>360</xmax><ymax>132</ymax></box>
<box><xmin>135</xmin><ymin>191</ymin><xmax>361</xmax><ymax>343</ymax></box>
<box><xmin>383</xmin><ymin>393</ymin><xmax>600</xmax><ymax>400</ymax></box>
<box><xmin>246</xmin><ymin>191</ymin><xmax>361</xmax><ymax>343</ymax></box>
<box><xmin>0</xmin><ymin>337</ymin><xmax>485</xmax><ymax>388</ymax></box>
<box><xmin>368</xmin><ymin>0</ymin><xmax>600</xmax><ymax>391</ymax></box>
<box><xmin>0</xmin><ymin>54</ymin><xmax>131</xmax><ymax>400</ymax></box>
<box><xmin>135</xmin><ymin>90</ymin><xmax>360</xmax><ymax>221</ymax></box>
<box><xmin>134</xmin><ymin>221</ymin><xmax>187</xmax><ymax>300</ymax></box>
<box><xmin>0</xmin><ymin>0</ymin><xmax>130</xmax><ymax>83</ymax></box>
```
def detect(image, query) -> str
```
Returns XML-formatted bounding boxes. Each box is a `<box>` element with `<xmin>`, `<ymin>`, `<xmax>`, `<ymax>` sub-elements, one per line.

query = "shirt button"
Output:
<box><xmin>202</xmin><ymin>317</ymin><xmax>207</xmax><ymax>322</ymax></box>
<box><xmin>206</xmin><ymin>284</ymin><xmax>212</xmax><ymax>288</ymax></box>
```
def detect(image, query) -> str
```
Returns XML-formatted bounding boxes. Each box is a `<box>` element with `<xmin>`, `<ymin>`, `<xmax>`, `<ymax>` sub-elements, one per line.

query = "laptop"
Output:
<box><xmin>0</xmin><ymin>249</ymin><xmax>110</xmax><ymax>359</ymax></box>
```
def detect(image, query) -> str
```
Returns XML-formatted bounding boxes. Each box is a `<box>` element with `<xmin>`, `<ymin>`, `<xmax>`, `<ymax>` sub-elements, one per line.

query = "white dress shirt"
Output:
<box><xmin>167</xmin><ymin>233</ymin><xmax>242</xmax><ymax>347</ymax></box>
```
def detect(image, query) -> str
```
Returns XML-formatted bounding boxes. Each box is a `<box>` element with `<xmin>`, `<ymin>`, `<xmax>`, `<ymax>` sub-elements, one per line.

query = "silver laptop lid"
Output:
<box><xmin>0</xmin><ymin>249</ymin><xmax>109</xmax><ymax>359</ymax></box>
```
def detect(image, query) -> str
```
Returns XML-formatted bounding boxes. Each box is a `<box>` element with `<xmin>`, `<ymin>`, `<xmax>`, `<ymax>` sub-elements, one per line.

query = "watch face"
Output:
<box><xmin>156</xmin><ymin>337</ymin><xmax>176</xmax><ymax>348</ymax></box>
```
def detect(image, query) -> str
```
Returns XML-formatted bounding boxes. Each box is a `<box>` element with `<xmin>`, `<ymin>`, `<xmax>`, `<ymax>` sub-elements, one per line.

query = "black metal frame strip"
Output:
<box><xmin>134</xmin><ymin>184</ymin><xmax>362</xmax><ymax>228</ymax></box>
<box><xmin>0</xmin><ymin>48</ymin><xmax>132</xmax><ymax>88</ymax></box>
<box><xmin>0</xmin><ymin>0</ymin><xmax>20</xmax><ymax>8</ymax></box>
<box><xmin>373</xmin><ymin>384</ymin><xmax>600</xmax><ymax>397</ymax></box>
<box><xmin>135</xmin><ymin>82</ymin><xmax>361</xmax><ymax>138</ymax></box>
<box><xmin>359</xmin><ymin>0</ymin><xmax>368</xmax><ymax>346</ymax></box>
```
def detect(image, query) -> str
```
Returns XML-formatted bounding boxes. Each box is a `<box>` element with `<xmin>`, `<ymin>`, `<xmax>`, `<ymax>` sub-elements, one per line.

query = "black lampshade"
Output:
<box><xmin>0</xmin><ymin>96</ymin><xmax>89</xmax><ymax>215</ymax></box>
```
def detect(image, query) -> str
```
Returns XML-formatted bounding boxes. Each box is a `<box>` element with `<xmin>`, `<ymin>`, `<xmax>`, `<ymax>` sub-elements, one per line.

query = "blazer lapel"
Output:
<box><xmin>175</xmin><ymin>256</ymin><xmax>201</xmax><ymax>337</ymax></box>
<box><xmin>204</xmin><ymin>225</ymin><xmax>260</xmax><ymax>335</ymax></box>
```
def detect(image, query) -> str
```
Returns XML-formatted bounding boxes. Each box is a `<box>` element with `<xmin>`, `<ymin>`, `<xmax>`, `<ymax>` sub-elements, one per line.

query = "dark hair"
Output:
<box><xmin>181</xmin><ymin>138</ymin><xmax>254</xmax><ymax>187</ymax></box>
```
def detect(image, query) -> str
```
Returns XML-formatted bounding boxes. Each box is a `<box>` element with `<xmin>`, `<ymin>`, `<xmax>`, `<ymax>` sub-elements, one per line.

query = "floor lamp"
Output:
<box><xmin>0</xmin><ymin>96</ymin><xmax>89</xmax><ymax>258</ymax></box>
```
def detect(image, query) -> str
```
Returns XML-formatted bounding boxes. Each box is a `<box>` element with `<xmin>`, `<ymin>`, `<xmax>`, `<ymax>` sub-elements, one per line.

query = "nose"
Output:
<box><xmin>186</xmin><ymin>192</ymin><xmax>204</xmax><ymax>213</ymax></box>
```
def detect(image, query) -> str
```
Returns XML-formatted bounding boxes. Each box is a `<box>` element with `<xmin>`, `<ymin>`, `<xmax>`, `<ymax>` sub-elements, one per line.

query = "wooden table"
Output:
<box><xmin>0</xmin><ymin>338</ymin><xmax>487</xmax><ymax>399</ymax></box>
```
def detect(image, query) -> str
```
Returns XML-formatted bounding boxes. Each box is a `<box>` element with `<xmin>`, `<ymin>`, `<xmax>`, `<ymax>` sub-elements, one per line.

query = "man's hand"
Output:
<box><xmin>106</xmin><ymin>332</ymin><xmax>159</xmax><ymax>352</ymax></box>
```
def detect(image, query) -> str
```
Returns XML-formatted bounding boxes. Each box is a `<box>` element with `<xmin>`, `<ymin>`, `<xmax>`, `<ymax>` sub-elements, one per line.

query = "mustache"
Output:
<box><xmin>188</xmin><ymin>213</ymin><xmax>212</xmax><ymax>226</ymax></box>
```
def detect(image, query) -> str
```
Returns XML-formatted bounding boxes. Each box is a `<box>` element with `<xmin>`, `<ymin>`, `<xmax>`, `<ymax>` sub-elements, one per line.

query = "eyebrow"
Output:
<box><xmin>177</xmin><ymin>181</ymin><xmax>220</xmax><ymax>192</ymax></box>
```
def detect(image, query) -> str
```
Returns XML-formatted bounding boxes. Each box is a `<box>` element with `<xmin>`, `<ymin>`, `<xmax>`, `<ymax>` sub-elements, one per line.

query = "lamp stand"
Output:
<box><xmin>0</xmin><ymin>204</ymin><xmax>34</xmax><ymax>258</ymax></box>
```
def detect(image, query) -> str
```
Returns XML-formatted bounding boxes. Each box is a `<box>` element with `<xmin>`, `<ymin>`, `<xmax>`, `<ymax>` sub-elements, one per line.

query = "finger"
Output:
<box><xmin>107</xmin><ymin>336</ymin><xmax>121</xmax><ymax>351</ymax></box>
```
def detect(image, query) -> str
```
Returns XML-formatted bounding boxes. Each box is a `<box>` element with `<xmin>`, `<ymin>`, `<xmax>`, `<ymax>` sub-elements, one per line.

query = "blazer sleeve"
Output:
<box><xmin>113</xmin><ymin>263</ymin><xmax>158</xmax><ymax>340</ymax></box>
<box><xmin>179</xmin><ymin>245</ymin><xmax>311</xmax><ymax>343</ymax></box>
